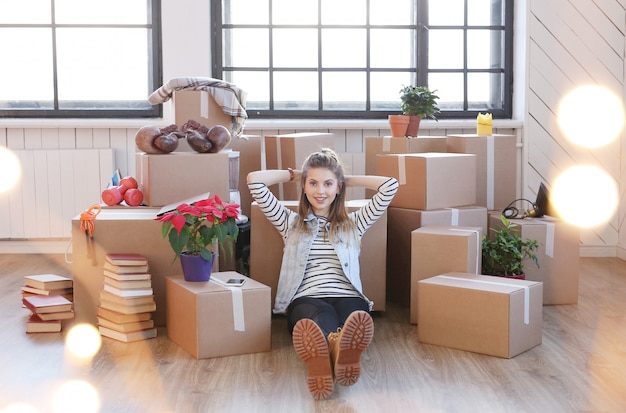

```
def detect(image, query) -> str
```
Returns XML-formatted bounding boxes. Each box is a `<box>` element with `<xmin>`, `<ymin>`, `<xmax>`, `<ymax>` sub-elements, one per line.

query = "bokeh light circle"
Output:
<box><xmin>66</xmin><ymin>323</ymin><xmax>102</xmax><ymax>359</ymax></box>
<box><xmin>551</xmin><ymin>166</ymin><xmax>618</xmax><ymax>228</ymax></box>
<box><xmin>52</xmin><ymin>380</ymin><xmax>100</xmax><ymax>413</ymax></box>
<box><xmin>0</xmin><ymin>147</ymin><xmax>21</xmax><ymax>193</ymax></box>
<box><xmin>557</xmin><ymin>85</ymin><xmax>624</xmax><ymax>148</ymax></box>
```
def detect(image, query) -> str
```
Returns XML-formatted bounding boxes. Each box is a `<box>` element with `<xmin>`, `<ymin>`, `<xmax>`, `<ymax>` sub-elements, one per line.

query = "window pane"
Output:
<box><xmin>467</xmin><ymin>30</ymin><xmax>504</xmax><ymax>69</ymax></box>
<box><xmin>370</xmin><ymin>72</ymin><xmax>414</xmax><ymax>111</ymax></box>
<box><xmin>468</xmin><ymin>72</ymin><xmax>503</xmax><ymax>109</ymax></box>
<box><xmin>274</xmin><ymin>72</ymin><xmax>319</xmax><ymax>110</ymax></box>
<box><xmin>223</xmin><ymin>28</ymin><xmax>269</xmax><ymax>67</ymax></box>
<box><xmin>468</xmin><ymin>0</ymin><xmax>504</xmax><ymax>26</ymax></box>
<box><xmin>322</xmin><ymin>72</ymin><xmax>365</xmax><ymax>110</ymax></box>
<box><xmin>429</xmin><ymin>29</ymin><xmax>464</xmax><ymax>69</ymax></box>
<box><xmin>371</xmin><ymin>29</ymin><xmax>416</xmax><ymax>68</ymax></box>
<box><xmin>224</xmin><ymin>0</ymin><xmax>269</xmax><ymax>24</ymax></box>
<box><xmin>226</xmin><ymin>71</ymin><xmax>270</xmax><ymax>110</ymax></box>
<box><xmin>0</xmin><ymin>28</ymin><xmax>53</xmax><ymax>103</ymax></box>
<box><xmin>322</xmin><ymin>29</ymin><xmax>366</xmax><ymax>68</ymax></box>
<box><xmin>55</xmin><ymin>0</ymin><xmax>148</xmax><ymax>24</ymax></box>
<box><xmin>370</xmin><ymin>0</ymin><xmax>415</xmax><ymax>25</ymax></box>
<box><xmin>56</xmin><ymin>28</ymin><xmax>149</xmax><ymax>103</ymax></box>
<box><xmin>429</xmin><ymin>72</ymin><xmax>464</xmax><ymax>111</ymax></box>
<box><xmin>322</xmin><ymin>0</ymin><xmax>366</xmax><ymax>25</ymax></box>
<box><xmin>0</xmin><ymin>0</ymin><xmax>50</xmax><ymax>24</ymax></box>
<box><xmin>274</xmin><ymin>29</ymin><xmax>317</xmax><ymax>68</ymax></box>
<box><xmin>272</xmin><ymin>0</ymin><xmax>317</xmax><ymax>24</ymax></box>
<box><xmin>429</xmin><ymin>0</ymin><xmax>464</xmax><ymax>26</ymax></box>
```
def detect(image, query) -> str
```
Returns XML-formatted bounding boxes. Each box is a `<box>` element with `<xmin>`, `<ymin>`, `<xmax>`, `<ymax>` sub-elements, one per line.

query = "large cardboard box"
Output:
<box><xmin>71</xmin><ymin>208</ymin><xmax>213</xmax><ymax>327</ymax></box>
<box><xmin>386</xmin><ymin>206</ymin><xmax>487</xmax><ymax>306</ymax></box>
<box><xmin>364</xmin><ymin>136</ymin><xmax>447</xmax><ymax>198</ymax></box>
<box><xmin>365</xmin><ymin>136</ymin><xmax>447</xmax><ymax>176</ymax></box>
<box><xmin>166</xmin><ymin>273</ymin><xmax>271</xmax><ymax>359</ymax></box>
<box><xmin>417</xmin><ymin>273</ymin><xmax>543</xmax><ymax>358</ymax></box>
<box><xmin>136</xmin><ymin>151</ymin><xmax>231</xmax><ymax>207</ymax></box>
<box><xmin>487</xmin><ymin>213</ymin><xmax>580</xmax><ymax>305</ymax></box>
<box><xmin>447</xmin><ymin>134</ymin><xmax>516</xmax><ymax>210</ymax></box>
<box><xmin>249</xmin><ymin>200</ymin><xmax>388</xmax><ymax>311</ymax></box>
<box><xmin>263</xmin><ymin>133</ymin><xmax>335</xmax><ymax>200</ymax></box>
<box><xmin>410</xmin><ymin>225</ymin><xmax>482</xmax><ymax>324</ymax></box>
<box><xmin>377</xmin><ymin>152</ymin><xmax>476</xmax><ymax>210</ymax></box>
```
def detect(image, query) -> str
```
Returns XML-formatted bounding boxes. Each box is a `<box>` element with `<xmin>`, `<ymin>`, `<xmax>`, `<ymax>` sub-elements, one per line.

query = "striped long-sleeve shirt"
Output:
<box><xmin>248</xmin><ymin>177</ymin><xmax>398</xmax><ymax>307</ymax></box>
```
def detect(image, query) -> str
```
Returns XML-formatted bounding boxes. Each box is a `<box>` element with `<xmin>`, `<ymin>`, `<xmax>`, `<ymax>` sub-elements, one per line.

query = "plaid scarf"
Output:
<box><xmin>149</xmin><ymin>77</ymin><xmax>248</xmax><ymax>137</ymax></box>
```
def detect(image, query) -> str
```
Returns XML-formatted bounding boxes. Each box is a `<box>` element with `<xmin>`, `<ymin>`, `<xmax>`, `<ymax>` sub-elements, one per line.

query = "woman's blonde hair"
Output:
<box><xmin>294</xmin><ymin>148</ymin><xmax>357</xmax><ymax>243</ymax></box>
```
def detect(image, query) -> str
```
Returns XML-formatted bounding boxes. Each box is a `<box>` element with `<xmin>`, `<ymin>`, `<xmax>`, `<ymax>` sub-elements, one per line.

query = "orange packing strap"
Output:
<box><xmin>80</xmin><ymin>204</ymin><xmax>102</xmax><ymax>237</ymax></box>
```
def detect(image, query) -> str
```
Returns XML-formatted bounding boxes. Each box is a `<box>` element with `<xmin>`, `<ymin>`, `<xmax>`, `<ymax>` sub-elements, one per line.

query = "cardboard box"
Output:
<box><xmin>410</xmin><ymin>225</ymin><xmax>483</xmax><ymax>324</ymax></box>
<box><xmin>172</xmin><ymin>90</ymin><xmax>233</xmax><ymax>141</ymax></box>
<box><xmin>447</xmin><ymin>134</ymin><xmax>516</xmax><ymax>210</ymax></box>
<box><xmin>417</xmin><ymin>273</ymin><xmax>543</xmax><ymax>358</ymax></box>
<box><xmin>249</xmin><ymin>200</ymin><xmax>388</xmax><ymax>311</ymax></box>
<box><xmin>487</xmin><ymin>213</ymin><xmax>580</xmax><ymax>305</ymax></box>
<box><xmin>263</xmin><ymin>133</ymin><xmax>335</xmax><ymax>200</ymax></box>
<box><xmin>377</xmin><ymin>152</ymin><xmax>476</xmax><ymax>210</ymax></box>
<box><xmin>166</xmin><ymin>273</ymin><xmax>271</xmax><ymax>359</ymax></box>
<box><xmin>365</xmin><ymin>136</ymin><xmax>447</xmax><ymax>176</ymax></box>
<box><xmin>71</xmin><ymin>208</ymin><xmax>213</xmax><ymax>327</ymax></box>
<box><xmin>136</xmin><ymin>151</ymin><xmax>231</xmax><ymax>207</ymax></box>
<box><xmin>365</xmin><ymin>136</ymin><xmax>448</xmax><ymax>197</ymax></box>
<box><xmin>386</xmin><ymin>206</ymin><xmax>488</xmax><ymax>306</ymax></box>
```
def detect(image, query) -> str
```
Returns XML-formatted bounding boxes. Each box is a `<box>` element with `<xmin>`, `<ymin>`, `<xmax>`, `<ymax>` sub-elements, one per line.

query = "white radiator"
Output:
<box><xmin>0</xmin><ymin>149</ymin><xmax>114</xmax><ymax>239</ymax></box>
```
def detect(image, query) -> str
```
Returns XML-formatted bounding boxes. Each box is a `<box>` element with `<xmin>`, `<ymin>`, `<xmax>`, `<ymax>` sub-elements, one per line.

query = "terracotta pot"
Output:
<box><xmin>180</xmin><ymin>251</ymin><xmax>215</xmax><ymax>282</ymax></box>
<box><xmin>406</xmin><ymin>116</ymin><xmax>421</xmax><ymax>137</ymax></box>
<box><xmin>388</xmin><ymin>115</ymin><xmax>409</xmax><ymax>137</ymax></box>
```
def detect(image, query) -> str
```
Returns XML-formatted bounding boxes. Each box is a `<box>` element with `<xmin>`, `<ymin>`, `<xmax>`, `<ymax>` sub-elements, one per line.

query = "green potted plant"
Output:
<box><xmin>397</xmin><ymin>85</ymin><xmax>440</xmax><ymax>137</ymax></box>
<box><xmin>481</xmin><ymin>215</ymin><xmax>540</xmax><ymax>279</ymax></box>
<box><xmin>156</xmin><ymin>195</ymin><xmax>239</xmax><ymax>281</ymax></box>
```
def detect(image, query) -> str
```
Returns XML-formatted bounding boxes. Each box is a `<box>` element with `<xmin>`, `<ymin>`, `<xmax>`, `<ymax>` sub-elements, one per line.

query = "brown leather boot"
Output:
<box><xmin>328</xmin><ymin>310</ymin><xmax>374</xmax><ymax>386</ymax></box>
<box><xmin>292</xmin><ymin>318</ymin><xmax>334</xmax><ymax>400</ymax></box>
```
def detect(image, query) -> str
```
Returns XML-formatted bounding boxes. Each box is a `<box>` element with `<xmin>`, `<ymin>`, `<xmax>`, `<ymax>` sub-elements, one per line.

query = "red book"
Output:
<box><xmin>22</xmin><ymin>295</ymin><xmax>73</xmax><ymax>314</ymax></box>
<box><xmin>26</xmin><ymin>314</ymin><xmax>62</xmax><ymax>333</ymax></box>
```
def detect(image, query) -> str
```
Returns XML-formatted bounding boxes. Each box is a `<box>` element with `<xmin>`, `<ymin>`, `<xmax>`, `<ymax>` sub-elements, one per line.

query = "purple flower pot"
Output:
<box><xmin>180</xmin><ymin>252</ymin><xmax>215</xmax><ymax>282</ymax></box>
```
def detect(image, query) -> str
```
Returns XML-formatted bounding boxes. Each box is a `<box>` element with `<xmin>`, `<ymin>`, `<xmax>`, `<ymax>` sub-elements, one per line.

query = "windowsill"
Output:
<box><xmin>0</xmin><ymin>117</ymin><xmax>523</xmax><ymax>130</ymax></box>
<box><xmin>244</xmin><ymin>118</ymin><xmax>523</xmax><ymax>130</ymax></box>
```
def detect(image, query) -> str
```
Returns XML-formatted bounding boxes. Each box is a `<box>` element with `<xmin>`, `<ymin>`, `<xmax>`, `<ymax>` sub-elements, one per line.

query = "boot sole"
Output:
<box><xmin>292</xmin><ymin>319</ymin><xmax>334</xmax><ymax>400</ymax></box>
<box><xmin>334</xmin><ymin>310</ymin><xmax>374</xmax><ymax>386</ymax></box>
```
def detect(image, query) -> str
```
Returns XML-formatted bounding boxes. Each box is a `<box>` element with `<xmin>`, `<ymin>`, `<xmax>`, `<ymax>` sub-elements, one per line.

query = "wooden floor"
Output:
<box><xmin>1</xmin><ymin>254</ymin><xmax>625</xmax><ymax>413</ymax></box>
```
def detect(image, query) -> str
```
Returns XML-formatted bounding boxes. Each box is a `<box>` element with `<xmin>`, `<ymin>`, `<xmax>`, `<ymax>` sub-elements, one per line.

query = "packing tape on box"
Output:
<box><xmin>537</xmin><ymin>218</ymin><xmax>556</xmax><ymax>257</ymax></box>
<box><xmin>439</xmin><ymin>275</ymin><xmax>531</xmax><ymax>325</ymax></box>
<box><xmin>222</xmin><ymin>285</ymin><xmax>246</xmax><ymax>331</ymax></box>
<box><xmin>487</xmin><ymin>136</ymin><xmax>495</xmax><ymax>210</ymax></box>
<box><xmin>274</xmin><ymin>137</ymin><xmax>285</xmax><ymax>199</ymax></box>
<box><xmin>446</xmin><ymin>208</ymin><xmax>460</xmax><ymax>226</ymax></box>
<box><xmin>201</xmin><ymin>91</ymin><xmax>210</xmax><ymax>119</ymax></box>
<box><xmin>383</xmin><ymin>136</ymin><xmax>392</xmax><ymax>152</ymax></box>
<box><xmin>448</xmin><ymin>228</ymin><xmax>481</xmax><ymax>274</ymax></box>
<box><xmin>397</xmin><ymin>155</ymin><xmax>407</xmax><ymax>185</ymax></box>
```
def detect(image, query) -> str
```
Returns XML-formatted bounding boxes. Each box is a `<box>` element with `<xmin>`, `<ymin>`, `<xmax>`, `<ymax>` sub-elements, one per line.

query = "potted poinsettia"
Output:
<box><xmin>156</xmin><ymin>195</ymin><xmax>239</xmax><ymax>281</ymax></box>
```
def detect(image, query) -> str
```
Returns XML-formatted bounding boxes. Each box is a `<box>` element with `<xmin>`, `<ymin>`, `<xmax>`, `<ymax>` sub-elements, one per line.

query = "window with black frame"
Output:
<box><xmin>0</xmin><ymin>0</ymin><xmax>162</xmax><ymax>119</ymax></box>
<box><xmin>211</xmin><ymin>0</ymin><xmax>512</xmax><ymax>120</ymax></box>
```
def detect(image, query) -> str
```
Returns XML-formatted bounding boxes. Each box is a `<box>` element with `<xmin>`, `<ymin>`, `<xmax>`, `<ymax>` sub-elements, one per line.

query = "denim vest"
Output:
<box><xmin>273</xmin><ymin>211</ymin><xmax>370</xmax><ymax>314</ymax></box>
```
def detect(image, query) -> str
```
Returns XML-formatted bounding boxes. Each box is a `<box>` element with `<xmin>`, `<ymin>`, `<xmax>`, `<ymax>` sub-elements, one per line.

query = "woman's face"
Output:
<box><xmin>303</xmin><ymin>167</ymin><xmax>341</xmax><ymax>217</ymax></box>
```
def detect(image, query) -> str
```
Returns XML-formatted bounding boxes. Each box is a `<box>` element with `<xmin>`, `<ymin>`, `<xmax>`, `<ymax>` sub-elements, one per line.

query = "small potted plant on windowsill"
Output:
<box><xmin>389</xmin><ymin>85</ymin><xmax>440</xmax><ymax>137</ymax></box>
<box><xmin>156</xmin><ymin>195</ymin><xmax>239</xmax><ymax>282</ymax></box>
<box><xmin>481</xmin><ymin>215</ymin><xmax>540</xmax><ymax>279</ymax></box>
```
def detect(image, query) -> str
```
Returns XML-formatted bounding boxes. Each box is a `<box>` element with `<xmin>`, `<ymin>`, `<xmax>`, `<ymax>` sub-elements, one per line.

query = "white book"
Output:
<box><xmin>103</xmin><ymin>284</ymin><xmax>153</xmax><ymax>298</ymax></box>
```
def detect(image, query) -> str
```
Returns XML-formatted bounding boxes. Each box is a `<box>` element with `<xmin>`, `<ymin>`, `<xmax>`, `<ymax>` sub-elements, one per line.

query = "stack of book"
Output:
<box><xmin>97</xmin><ymin>253</ymin><xmax>157</xmax><ymax>342</ymax></box>
<box><xmin>21</xmin><ymin>274</ymin><xmax>74</xmax><ymax>333</ymax></box>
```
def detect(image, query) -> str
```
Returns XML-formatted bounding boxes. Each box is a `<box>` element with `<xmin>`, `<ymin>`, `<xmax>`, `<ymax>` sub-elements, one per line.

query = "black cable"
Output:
<box><xmin>501</xmin><ymin>198</ymin><xmax>537</xmax><ymax>219</ymax></box>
